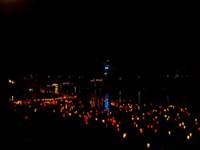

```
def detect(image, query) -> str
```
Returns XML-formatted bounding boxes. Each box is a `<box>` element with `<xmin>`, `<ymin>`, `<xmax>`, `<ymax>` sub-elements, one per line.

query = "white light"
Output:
<box><xmin>147</xmin><ymin>143</ymin><xmax>150</xmax><ymax>148</ymax></box>
<box><xmin>168</xmin><ymin>130</ymin><xmax>171</xmax><ymax>135</ymax></box>
<box><xmin>105</xmin><ymin>66</ymin><xmax>109</xmax><ymax>70</ymax></box>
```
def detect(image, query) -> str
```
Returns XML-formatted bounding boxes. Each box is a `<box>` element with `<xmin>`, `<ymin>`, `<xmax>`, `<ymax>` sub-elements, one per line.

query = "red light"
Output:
<box><xmin>63</xmin><ymin>95</ymin><xmax>67</xmax><ymax>99</ymax></box>
<box><xmin>198</xmin><ymin>127</ymin><xmax>200</xmax><ymax>131</ymax></box>
<box><xmin>25</xmin><ymin>116</ymin><xmax>28</xmax><ymax>120</ymax></box>
<box><xmin>147</xmin><ymin>111</ymin><xmax>152</xmax><ymax>116</ymax></box>
<box><xmin>147</xmin><ymin>125</ymin><xmax>150</xmax><ymax>129</ymax></box>
<box><xmin>73</xmin><ymin>95</ymin><xmax>77</xmax><ymax>99</ymax></box>
<box><xmin>150</xmin><ymin>125</ymin><xmax>153</xmax><ymax>129</ymax></box>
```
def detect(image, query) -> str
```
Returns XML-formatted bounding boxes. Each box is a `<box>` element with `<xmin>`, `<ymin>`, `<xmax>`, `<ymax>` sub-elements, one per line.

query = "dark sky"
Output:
<box><xmin>1</xmin><ymin>1</ymin><xmax>199</xmax><ymax>74</ymax></box>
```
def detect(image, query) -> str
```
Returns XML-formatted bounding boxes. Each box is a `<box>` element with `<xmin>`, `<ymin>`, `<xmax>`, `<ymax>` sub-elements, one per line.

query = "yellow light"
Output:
<box><xmin>181</xmin><ymin>122</ymin><xmax>185</xmax><ymax>126</ymax></box>
<box><xmin>179</xmin><ymin>123</ymin><xmax>182</xmax><ymax>127</ymax></box>
<box><xmin>147</xmin><ymin>143</ymin><xmax>150</xmax><ymax>148</ymax></box>
<box><xmin>139</xmin><ymin>128</ymin><xmax>143</xmax><ymax>134</ymax></box>
<box><xmin>167</xmin><ymin>116</ymin><xmax>170</xmax><ymax>121</ymax></box>
<box><xmin>123</xmin><ymin>133</ymin><xmax>127</xmax><ymax>139</ymax></box>
<box><xmin>164</xmin><ymin>114</ymin><xmax>167</xmax><ymax>118</ymax></box>
<box><xmin>168</xmin><ymin>130</ymin><xmax>171</xmax><ymax>136</ymax></box>
<box><xmin>183</xmin><ymin>125</ymin><xmax>186</xmax><ymax>129</ymax></box>
<box><xmin>117</xmin><ymin>128</ymin><xmax>120</xmax><ymax>132</ymax></box>
<box><xmin>177</xmin><ymin>113</ymin><xmax>179</xmax><ymax>116</ymax></box>
<box><xmin>187</xmin><ymin>135</ymin><xmax>190</xmax><ymax>140</ymax></box>
<box><xmin>189</xmin><ymin>133</ymin><xmax>192</xmax><ymax>137</ymax></box>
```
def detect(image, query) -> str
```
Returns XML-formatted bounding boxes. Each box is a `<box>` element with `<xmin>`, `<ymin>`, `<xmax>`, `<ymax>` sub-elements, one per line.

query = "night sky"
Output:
<box><xmin>1</xmin><ymin>1</ymin><xmax>199</xmax><ymax>75</ymax></box>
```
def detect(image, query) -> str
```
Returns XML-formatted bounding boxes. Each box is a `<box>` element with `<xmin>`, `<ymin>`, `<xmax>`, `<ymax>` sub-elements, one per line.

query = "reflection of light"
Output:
<box><xmin>105</xmin><ymin>94</ymin><xmax>109</xmax><ymax>112</ymax></box>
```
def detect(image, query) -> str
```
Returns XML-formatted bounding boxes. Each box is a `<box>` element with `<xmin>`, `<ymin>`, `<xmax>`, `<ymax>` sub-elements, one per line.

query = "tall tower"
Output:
<box><xmin>104</xmin><ymin>59</ymin><xmax>110</xmax><ymax>77</ymax></box>
<box><xmin>103</xmin><ymin>59</ymin><xmax>110</xmax><ymax>112</ymax></box>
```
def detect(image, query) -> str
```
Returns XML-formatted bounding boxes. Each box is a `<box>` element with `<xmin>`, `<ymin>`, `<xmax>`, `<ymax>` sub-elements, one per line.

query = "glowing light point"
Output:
<box><xmin>123</xmin><ymin>133</ymin><xmax>127</xmax><ymax>139</ymax></box>
<box><xmin>146</xmin><ymin>143</ymin><xmax>150</xmax><ymax>148</ymax></box>
<box><xmin>25</xmin><ymin>116</ymin><xmax>28</xmax><ymax>120</ymax></box>
<box><xmin>139</xmin><ymin>128</ymin><xmax>144</xmax><ymax>134</ymax></box>
<box><xmin>168</xmin><ymin>130</ymin><xmax>171</xmax><ymax>136</ymax></box>
<box><xmin>187</xmin><ymin>135</ymin><xmax>190</xmax><ymax>140</ymax></box>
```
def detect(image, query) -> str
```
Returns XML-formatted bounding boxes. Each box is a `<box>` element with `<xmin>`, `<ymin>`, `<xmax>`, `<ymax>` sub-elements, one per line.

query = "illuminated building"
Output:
<box><xmin>104</xmin><ymin>59</ymin><xmax>110</xmax><ymax>78</ymax></box>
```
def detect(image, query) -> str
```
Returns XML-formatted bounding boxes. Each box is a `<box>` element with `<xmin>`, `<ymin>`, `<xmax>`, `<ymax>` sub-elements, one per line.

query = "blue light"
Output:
<box><xmin>105</xmin><ymin>66</ymin><xmax>109</xmax><ymax>70</ymax></box>
<box><xmin>105</xmin><ymin>94</ymin><xmax>109</xmax><ymax>112</ymax></box>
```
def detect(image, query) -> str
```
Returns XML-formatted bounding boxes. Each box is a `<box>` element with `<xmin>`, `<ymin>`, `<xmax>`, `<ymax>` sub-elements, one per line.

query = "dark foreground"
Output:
<box><xmin>4</xmin><ymin>99</ymin><xmax>200</xmax><ymax>149</ymax></box>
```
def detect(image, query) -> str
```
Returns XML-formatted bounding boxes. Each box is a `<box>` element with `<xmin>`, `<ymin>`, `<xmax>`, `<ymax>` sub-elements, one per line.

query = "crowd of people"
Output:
<box><xmin>9</xmin><ymin>97</ymin><xmax>200</xmax><ymax>149</ymax></box>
